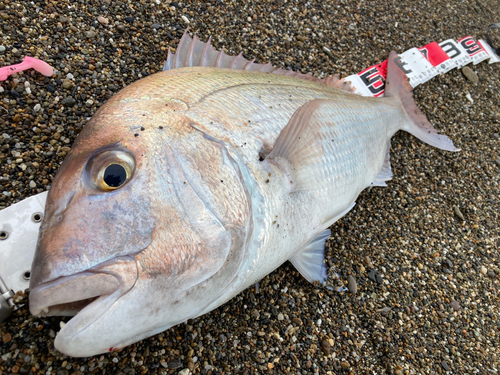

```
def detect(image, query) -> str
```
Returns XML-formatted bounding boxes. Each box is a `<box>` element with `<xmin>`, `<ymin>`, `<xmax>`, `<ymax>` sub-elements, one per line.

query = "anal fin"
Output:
<box><xmin>371</xmin><ymin>146</ymin><xmax>392</xmax><ymax>187</ymax></box>
<box><xmin>290</xmin><ymin>229</ymin><xmax>331</xmax><ymax>284</ymax></box>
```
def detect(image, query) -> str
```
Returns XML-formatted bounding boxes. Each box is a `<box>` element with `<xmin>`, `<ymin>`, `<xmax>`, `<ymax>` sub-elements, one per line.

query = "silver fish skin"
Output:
<box><xmin>28</xmin><ymin>33</ymin><xmax>458</xmax><ymax>357</ymax></box>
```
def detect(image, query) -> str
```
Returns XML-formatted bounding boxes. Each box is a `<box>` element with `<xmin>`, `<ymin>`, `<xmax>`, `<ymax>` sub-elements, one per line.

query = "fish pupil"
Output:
<box><xmin>103</xmin><ymin>164</ymin><xmax>127</xmax><ymax>188</ymax></box>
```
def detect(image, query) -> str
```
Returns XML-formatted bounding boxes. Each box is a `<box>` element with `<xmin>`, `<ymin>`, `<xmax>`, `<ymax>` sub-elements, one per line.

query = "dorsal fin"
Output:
<box><xmin>164</xmin><ymin>29</ymin><xmax>358</xmax><ymax>94</ymax></box>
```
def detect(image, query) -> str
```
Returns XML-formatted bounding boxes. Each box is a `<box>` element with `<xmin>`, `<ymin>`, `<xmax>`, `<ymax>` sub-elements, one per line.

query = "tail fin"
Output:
<box><xmin>384</xmin><ymin>51</ymin><xmax>460</xmax><ymax>152</ymax></box>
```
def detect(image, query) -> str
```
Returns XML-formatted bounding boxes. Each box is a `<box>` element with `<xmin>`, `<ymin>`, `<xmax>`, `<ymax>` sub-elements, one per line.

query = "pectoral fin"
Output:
<box><xmin>265</xmin><ymin>99</ymin><xmax>336</xmax><ymax>192</ymax></box>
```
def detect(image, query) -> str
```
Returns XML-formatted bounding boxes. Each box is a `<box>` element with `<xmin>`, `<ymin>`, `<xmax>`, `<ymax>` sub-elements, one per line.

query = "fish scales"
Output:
<box><xmin>27</xmin><ymin>33</ymin><xmax>458</xmax><ymax>357</ymax></box>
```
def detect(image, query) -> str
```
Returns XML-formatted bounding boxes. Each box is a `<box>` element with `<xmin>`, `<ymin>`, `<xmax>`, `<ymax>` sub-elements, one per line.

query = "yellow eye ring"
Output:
<box><xmin>86</xmin><ymin>150</ymin><xmax>135</xmax><ymax>192</ymax></box>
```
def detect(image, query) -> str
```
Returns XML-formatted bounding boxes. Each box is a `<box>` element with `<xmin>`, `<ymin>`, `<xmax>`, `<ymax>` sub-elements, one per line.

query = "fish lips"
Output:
<box><xmin>29</xmin><ymin>256</ymin><xmax>138</xmax><ymax>356</ymax></box>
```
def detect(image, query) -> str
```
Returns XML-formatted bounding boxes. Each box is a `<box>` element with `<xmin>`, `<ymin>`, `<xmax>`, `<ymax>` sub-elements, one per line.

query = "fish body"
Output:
<box><xmin>28</xmin><ymin>34</ymin><xmax>458</xmax><ymax>357</ymax></box>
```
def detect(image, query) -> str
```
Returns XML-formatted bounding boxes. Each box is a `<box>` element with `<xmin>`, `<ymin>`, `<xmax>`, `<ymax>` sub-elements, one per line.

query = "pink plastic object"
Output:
<box><xmin>0</xmin><ymin>56</ymin><xmax>53</xmax><ymax>81</ymax></box>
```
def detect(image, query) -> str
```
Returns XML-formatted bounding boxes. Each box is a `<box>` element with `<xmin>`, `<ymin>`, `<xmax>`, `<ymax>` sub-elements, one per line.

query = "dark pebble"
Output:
<box><xmin>321</xmin><ymin>339</ymin><xmax>331</xmax><ymax>356</ymax></box>
<box><xmin>441</xmin><ymin>360</ymin><xmax>450</xmax><ymax>371</ymax></box>
<box><xmin>61</xmin><ymin>97</ymin><xmax>76</xmax><ymax>107</ymax></box>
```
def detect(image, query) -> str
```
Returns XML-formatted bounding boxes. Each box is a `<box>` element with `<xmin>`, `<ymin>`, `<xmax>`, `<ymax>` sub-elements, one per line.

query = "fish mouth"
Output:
<box><xmin>29</xmin><ymin>257</ymin><xmax>138</xmax><ymax>319</ymax></box>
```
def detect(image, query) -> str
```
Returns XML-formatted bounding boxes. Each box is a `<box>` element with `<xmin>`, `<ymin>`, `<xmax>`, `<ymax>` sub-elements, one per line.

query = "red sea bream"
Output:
<box><xmin>28</xmin><ymin>32</ymin><xmax>459</xmax><ymax>357</ymax></box>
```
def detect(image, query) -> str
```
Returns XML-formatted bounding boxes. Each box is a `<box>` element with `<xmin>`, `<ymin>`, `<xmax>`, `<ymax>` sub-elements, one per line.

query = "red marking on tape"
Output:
<box><xmin>418</xmin><ymin>42</ymin><xmax>450</xmax><ymax>66</ymax></box>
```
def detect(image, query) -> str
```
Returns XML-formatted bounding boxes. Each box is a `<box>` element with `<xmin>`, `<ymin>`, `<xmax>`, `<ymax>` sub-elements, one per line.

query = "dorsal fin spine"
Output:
<box><xmin>163</xmin><ymin>30</ymin><xmax>359</xmax><ymax>94</ymax></box>
<box><xmin>200</xmin><ymin>37</ymin><xmax>211</xmax><ymax>66</ymax></box>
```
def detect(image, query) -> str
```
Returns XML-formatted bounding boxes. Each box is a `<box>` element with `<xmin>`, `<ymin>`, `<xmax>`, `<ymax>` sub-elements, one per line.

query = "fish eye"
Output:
<box><xmin>103</xmin><ymin>164</ymin><xmax>128</xmax><ymax>188</ymax></box>
<box><xmin>86</xmin><ymin>149</ymin><xmax>135</xmax><ymax>192</ymax></box>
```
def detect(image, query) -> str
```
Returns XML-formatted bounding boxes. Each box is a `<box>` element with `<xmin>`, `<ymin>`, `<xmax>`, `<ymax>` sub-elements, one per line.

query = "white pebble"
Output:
<box><xmin>0</xmin><ymin>86</ymin><xmax>4</xmax><ymax>93</ymax></box>
<box><xmin>29</xmin><ymin>181</ymin><xmax>37</xmax><ymax>188</ymax></box>
<box><xmin>34</xmin><ymin>103</ymin><xmax>41</xmax><ymax>112</ymax></box>
<box><xmin>181</xmin><ymin>15</ymin><xmax>190</xmax><ymax>24</ymax></box>
<box><xmin>480</xmin><ymin>266</ymin><xmax>487</xmax><ymax>275</ymax></box>
<box><xmin>25</xmin><ymin>87</ymin><xmax>31</xmax><ymax>94</ymax></box>
<box><xmin>24</xmin><ymin>81</ymin><xmax>30</xmax><ymax>87</ymax></box>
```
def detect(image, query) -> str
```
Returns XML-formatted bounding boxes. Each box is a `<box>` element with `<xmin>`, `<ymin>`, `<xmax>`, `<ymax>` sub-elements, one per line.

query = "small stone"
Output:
<box><xmin>453</xmin><ymin>206</ymin><xmax>464</xmax><ymax>220</ymax></box>
<box><xmin>292</xmin><ymin>317</ymin><xmax>302</xmax><ymax>325</ymax></box>
<box><xmin>296</xmin><ymin>35</ymin><xmax>307</xmax><ymax>42</ymax></box>
<box><xmin>487</xmin><ymin>270</ymin><xmax>496</xmax><ymax>278</ymax></box>
<box><xmin>181</xmin><ymin>15</ymin><xmax>190</xmax><ymax>24</ymax></box>
<box><xmin>29</xmin><ymin>181</ymin><xmax>36</xmax><ymax>188</ymax></box>
<box><xmin>62</xmin><ymin>80</ymin><xmax>73</xmax><ymax>89</ymax></box>
<box><xmin>347</xmin><ymin>275</ymin><xmax>357</xmax><ymax>294</ymax></box>
<box><xmin>480</xmin><ymin>266</ymin><xmax>487</xmax><ymax>275</ymax></box>
<box><xmin>340</xmin><ymin>361</ymin><xmax>350</xmax><ymax>369</ymax></box>
<box><xmin>368</xmin><ymin>269</ymin><xmax>383</xmax><ymax>284</ymax></box>
<box><xmin>0</xmin><ymin>45</ymin><xmax>5</xmax><ymax>54</ymax></box>
<box><xmin>117</xmin><ymin>24</ymin><xmax>126</xmax><ymax>32</ymax></box>
<box><xmin>365</xmin><ymin>256</ymin><xmax>373</xmax><ymax>268</ymax></box>
<box><xmin>322</xmin><ymin>46</ymin><xmax>334</xmax><ymax>58</ymax></box>
<box><xmin>306</xmin><ymin>360</ymin><xmax>312</xmax><ymax>368</ymax></box>
<box><xmin>277</xmin><ymin>312</ymin><xmax>284</xmax><ymax>321</ymax></box>
<box><xmin>168</xmin><ymin>359</ymin><xmax>182</xmax><ymax>369</ymax></box>
<box><xmin>33</xmin><ymin>103</ymin><xmax>41</xmax><ymax>112</ymax></box>
<box><xmin>11</xmin><ymin>365</ymin><xmax>19</xmax><ymax>374</ymax></box>
<box><xmin>85</xmin><ymin>30</ymin><xmax>97</xmax><ymax>38</ymax></box>
<box><xmin>461</xmin><ymin>66</ymin><xmax>478</xmax><ymax>84</ymax></box>
<box><xmin>321</xmin><ymin>340</ymin><xmax>330</xmax><ymax>355</ymax></box>
<box><xmin>97</xmin><ymin>16</ymin><xmax>108</xmax><ymax>25</ymax></box>
<box><xmin>61</xmin><ymin>97</ymin><xmax>76</xmax><ymax>107</ymax></box>
<box><xmin>2</xmin><ymin>332</ymin><xmax>12</xmax><ymax>343</ymax></box>
<box><xmin>378</xmin><ymin>307</ymin><xmax>391</xmax><ymax>316</ymax></box>
<box><xmin>450</xmin><ymin>300</ymin><xmax>461</xmax><ymax>311</ymax></box>
<box><xmin>152</xmin><ymin>23</ymin><xmax>161</xmax><ymax>29</ymax></box>
<box><xmin>441</xmin><ymin>360</ymin><xmax>450</xmax><ymax>371</ymax></box>
<box><xmin>59</xmin><ymin>16</ymin><xmax>69</xmax><ymax>23</ymax></box>
<box><xmin>160</xmin><ymin>361</ymin><xmax>168</xmax><ymax>368</ymax></box>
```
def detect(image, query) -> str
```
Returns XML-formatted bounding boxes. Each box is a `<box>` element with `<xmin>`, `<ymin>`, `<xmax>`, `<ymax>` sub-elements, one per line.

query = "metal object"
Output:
<box><xmin>0</xmin><ymin>191</ymin><xmax>48</xmax><ymax>322</ymax></box>
<box><xmin>0</xmin><ymin>276</ymin><xmax>15</xmax><ymax>322</ymax></box>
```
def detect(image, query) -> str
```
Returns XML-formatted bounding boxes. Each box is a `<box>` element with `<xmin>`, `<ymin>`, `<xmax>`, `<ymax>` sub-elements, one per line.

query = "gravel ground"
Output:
<box><xmin>1</xmin><ymin>0</ymin><xmax>499</xmax><ymax>374</ymax></box>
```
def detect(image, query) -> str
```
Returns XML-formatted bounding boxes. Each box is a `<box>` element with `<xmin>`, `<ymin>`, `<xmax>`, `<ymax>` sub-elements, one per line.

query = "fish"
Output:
<box><xmin>28</xmin><ymin>31</ymin><xmax>459</xmax><ymax>357</ymax></box>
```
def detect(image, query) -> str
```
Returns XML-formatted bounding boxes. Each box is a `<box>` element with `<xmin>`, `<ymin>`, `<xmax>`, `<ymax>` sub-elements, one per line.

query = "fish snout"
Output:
<box><xmin>29</xmin><ymin>257</ymin><xmax>138</xmax><ymax>317</ymax></box>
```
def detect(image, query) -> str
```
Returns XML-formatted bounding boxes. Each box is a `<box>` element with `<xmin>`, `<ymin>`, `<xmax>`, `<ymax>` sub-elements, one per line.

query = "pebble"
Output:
<box><xmin>340</xmin><ymin>361</ymin><xmax>350</xmax><ymax>369</ymax></box>
<box><xmin>181</xmin><ymin>15</ymin><xmax>190</xmax><ymax>24</ymax></box>
<box><xmin>461</xmin><ymin>66</ymin><xmax>478</xmax><ymax>84</ymax></box>
<box><xmin>453</xmin><ymin>205</ymin><xmax>464</xmax><ymax>220</ymax></box>
<box><xmin>277</xmin><ymin>312</ymin><xmax>284</xmax><ymax>320</ymax></box>
<box><xmin>322</xmin><ymin>46</ymin><xmax>334</xmax><ymax>58</ymax></box>
<box><xmin>97</xmin><ymin>16</ymin><xmax>109</xmax><ymax>25</ymax></box>
<box><xmin>441</xmin><ymin>360</ymin><xmax>450</xmax><ymax>371</ymax></box>
<box><xmin>85</xmin><ymin>30</ymin><xmax>97</xmax><ymax>39</ymax></box>
<box><xmin>0</xmin><ymin>45</ymin><xmax>5</xmax><ymax>54</ymax></box>
<box><xmin>347</xmin><ymin>275</ymin><xmax>357</xmax><ymax>294</ymax></box>
<box><xmin>365</xmin><ymin>256</ymin><xmax>373</xmax><ymax>268</ymax></box>
<box><xmin>450</xmin><ymin>301</ymin><xmax>461</xmax><ymax>311</ymax></box>
<box><xmin>61</xmin><ymin>97</ymin><xmax>76</xmax><ymax>107</ymax></box>
<box><xmin>480</xmin><ymin>266</ymin><xmax>487</xmax><ymax>275</ymax></box>
<box><xmin>2</xmin><ymin>333</ymin><xmax>12</xmax><ymax>343</ymax></box>
<box><xmin>321</xmin><ymin>340</ymin><xmax>331</xmax><ymax>356</ymax></box>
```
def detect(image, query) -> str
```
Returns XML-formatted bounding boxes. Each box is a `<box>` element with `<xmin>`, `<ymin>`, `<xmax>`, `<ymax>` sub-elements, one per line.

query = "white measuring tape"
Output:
<box><xmin>345</xmin><ymin>36</ymin><xmax>499</xmax><ymax>97</ymax></box>
<box><xmin>0</xmin><ymin>34</ymin><xmax>498</xmax><ymax>321</ymax></box>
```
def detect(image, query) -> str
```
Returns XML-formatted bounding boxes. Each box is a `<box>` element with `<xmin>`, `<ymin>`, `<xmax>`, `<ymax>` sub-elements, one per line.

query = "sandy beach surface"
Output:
<box><xmin>1</xmin><ymin>0</ymin><xmax>499</xmax><ymax>374</ymax></box>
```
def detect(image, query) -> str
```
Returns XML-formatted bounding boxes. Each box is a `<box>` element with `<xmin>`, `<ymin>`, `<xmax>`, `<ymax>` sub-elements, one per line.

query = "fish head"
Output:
<box><xmin>29</xmin><ymin>76</ymin><xmax>252</xmax><ymax>357</ymax></box>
